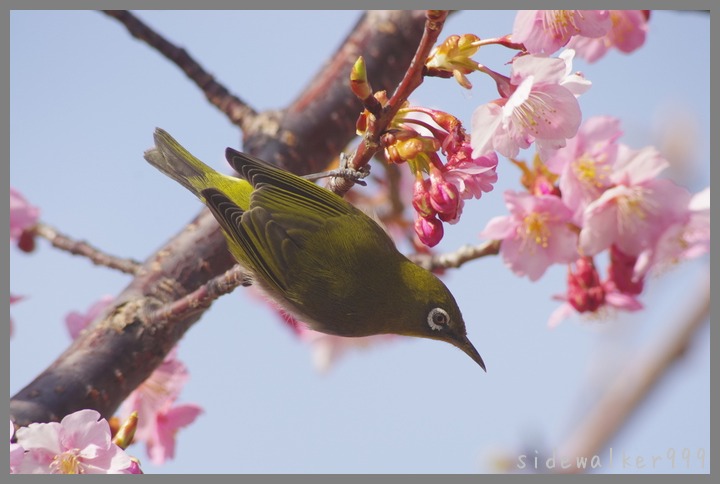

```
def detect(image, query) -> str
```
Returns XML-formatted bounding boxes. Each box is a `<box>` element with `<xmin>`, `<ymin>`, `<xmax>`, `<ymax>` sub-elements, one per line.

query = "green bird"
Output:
<box><xmin>144</xmin><ymin>128</ymin><xmax>485</xmax><ymax>370</ymax></box>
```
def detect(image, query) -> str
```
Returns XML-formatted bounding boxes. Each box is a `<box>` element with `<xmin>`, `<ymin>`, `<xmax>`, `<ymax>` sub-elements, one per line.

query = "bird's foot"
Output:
<box><xmin>303</xmin><ymin>153</ymin><xmax>370</xmax><ymax>186</ymax></box>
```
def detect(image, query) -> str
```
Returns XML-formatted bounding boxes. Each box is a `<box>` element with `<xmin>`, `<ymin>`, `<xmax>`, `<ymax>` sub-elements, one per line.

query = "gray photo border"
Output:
<box><xmin>3</xmin><ymin>1</ymin><xmax>715</xmax><ymax>483</ymax></box>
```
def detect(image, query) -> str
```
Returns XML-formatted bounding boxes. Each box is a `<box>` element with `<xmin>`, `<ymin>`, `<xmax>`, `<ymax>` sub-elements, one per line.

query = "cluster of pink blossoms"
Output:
<box><xmin>10</xmin><ymin>410</ymin><xmax>140</xmax><ymax>474</ymax></box>
<box><xmin>513</xmin><ymin>10</ymin><xmax>649</xmax><ymax>62</ymax></box>
<box><xmin>378</xmin><ymin>106</ymin><xmax>498</xmax><ymax>247</ymax></box>
<box><xmin>479</xmin><ymin>116</ymin><xmax>710</xmax><ymax>324</ymax></box>
<box><xmin>376</xmin><ymin>10</ymin><xmax>649</xmax><ymax>249</ymax></box>
<box><xmin>65</xmin><ymin>297</ymin><xmax>203</xmax><ymax>466</ymax></box>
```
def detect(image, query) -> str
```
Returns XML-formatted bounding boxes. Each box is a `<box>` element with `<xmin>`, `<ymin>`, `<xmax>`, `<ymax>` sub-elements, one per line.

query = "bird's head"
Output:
<box><xmin>395</xmin><ymin>261</ymin><xmax>486</xmax><ymax>371</ymax></box>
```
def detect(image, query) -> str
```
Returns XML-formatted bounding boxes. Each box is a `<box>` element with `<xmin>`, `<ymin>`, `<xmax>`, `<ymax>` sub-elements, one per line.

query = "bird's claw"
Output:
<box><xmin>303</xmin><ymin>153</ymin><xmax>371</xmax><ymax>186</ymax></box>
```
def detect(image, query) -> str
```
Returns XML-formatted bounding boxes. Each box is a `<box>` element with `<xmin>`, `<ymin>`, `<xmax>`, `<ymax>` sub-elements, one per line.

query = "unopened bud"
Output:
<box><xmin>567</xmin><ymin>257</ymin><xmax>605</xmax><ymax>313</ymax></box>
<box><xmin>112</xmin><ymin>411</ymin><xmax>138</xmax><ymax>450</ymax></box>
<box><xmin>350</xmin><ymin>56</ymin><xmax>373</xmax><ymax>100</ymax></box>
<box><xmin>412</xmin><ymin>179</ymin><xmax>435</xmax><ymax>218</ymax></box>
<box><xmin>608</xmin><ymin>245</ymin><xmax>644</xmax><ymax>295</ymax></box>
<box><xmin>17</xmin><ymin>229</ymin><xmax>36</xmax><ymax>253</ymax></box>
<box><xmin>415</xmin><ymin>215</ymin><xmax>444</xmax><ymax>247</ymax></box>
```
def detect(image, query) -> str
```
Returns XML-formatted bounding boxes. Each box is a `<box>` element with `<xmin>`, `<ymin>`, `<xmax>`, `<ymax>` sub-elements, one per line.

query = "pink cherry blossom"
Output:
<box><xmin>471</xmin><ymin>50</ymin><xmax>590</xmax><ymax>159</ymax></box>
<box><xmin>634</xmin><ymin>187</ymin><xmax>710</xmax><ymax>278</ymax></box>
<box><xmin>444</xmin><ymin>145</ymin><xmax>499</xmax><ymax>200</ymax></box>
<box><xmin>10</xmin><ymin>421</ymin><xmax>24</xmax><ymax>474</ymax></box>
<box><xmin>119</xmin><ymin>349</ymin><xmax>202</xmax><ymax>465</ymax></box>
<box><xmin>544</xmin><ymin>115</ymin><xmax>622</xmax><ymax>223</ymax></box>
<box><xmin>10</xmin><ymin>187</ymin><xmax>40</xmax><ymax>242</ymax></box>
<box><xmin>568</xmin><ymin>10</ymin><xmax>649</xmax><ymax>63</ymax></box>
<box><xmin>549</xmin><ymin>281</ymin><xmax>643</xmax><ymax>328</ymax></box>
<box><xmin>481</xmin><ymin>191</ymin><xmax>578</xmax><ymax>281</ymax></box>
<box><xmin>65</xmin><ymin>295</ymin><xmax>115</xmax><ymax>339</ymax></box>
<box><xmin>14</xmin><ymin>409</ymin><xmax>135</xmax><ymax>474</ymax></box>
<box><xmin>144</xmin><ymin>401</ymin><xmax>202</xmax><ymax>465</ymax></box>
<box><xmin>579</xmin><ymin>146</ymin><xmax>692</xmax><ymax>257</ymax></box>
<box><xmin>513</xmin><ymin>10</ymin><xmax>611</xmax><ymax>55</ymax></box>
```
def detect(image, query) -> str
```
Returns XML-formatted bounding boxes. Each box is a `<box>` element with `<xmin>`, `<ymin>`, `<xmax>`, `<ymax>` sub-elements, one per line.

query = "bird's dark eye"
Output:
<box><xmin>427</xmin><ymin>307</ymin><xmax>450</xmax><ymax>331</ymax></box>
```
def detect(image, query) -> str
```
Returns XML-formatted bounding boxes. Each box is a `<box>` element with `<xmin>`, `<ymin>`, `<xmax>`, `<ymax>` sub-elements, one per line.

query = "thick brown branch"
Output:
<box><xmin>102</xmin><ymin>10</ymin><xmax>257</xmax><ymax>130</ymax></box>
<box><xmin>409</xmin><ymin>240</ymin><xmax>501</xmax><ymax>272</ymax></box>
<box><xmin>11</xmin><ymin>11</ymin><xmax>430</xmax><ymax>427</ymax></box>
<box><xmin>34</xmin><ymin>222</ymin><xmax>142</xmax><ymax>275</ymax></box>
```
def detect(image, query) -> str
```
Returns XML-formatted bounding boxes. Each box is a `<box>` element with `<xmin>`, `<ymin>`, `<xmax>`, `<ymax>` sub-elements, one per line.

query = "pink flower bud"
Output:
<box><xmin>412</xmin><ymin>179</ymin><xmax>435</xmax><ymax>218</ymax></box>
<box><xmin>428</xmin><ymin>169</ymin><xmax>460</xmax><ymax>220</ymax></box>
<box><xmin>10</xmin><ymin>187</ymin><xmax>40</xmax><ymax>247</ymax></box>
<box><xmin>415</xmin><ymin>215</ymin><xmax>444</xmax><ymax>247</ymax></box>
<box><xmin>17</xmin><ymin>229</ymin><xmax>36</xmax><ymax>253</ymax></box>
<box><xmin>607</xmin><ymin>244</ymin><xmax>644</xmax><ymax>295</ymax></box>
<box><xmin>567</xmin><ymin>257</ymin><xmax>605</xmax><ymax>313</ymax></box>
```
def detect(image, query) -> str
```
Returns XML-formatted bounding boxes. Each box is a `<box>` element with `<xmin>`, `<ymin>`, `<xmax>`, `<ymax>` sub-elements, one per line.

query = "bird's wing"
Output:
<box><xmin>201</xmin><ymin>188</ymin><xmax>290</xmax><ymax>292</ymax></box>
<box><xmin>201</xmin><ymin>151</ymin><xmax>357</xmax><ymax>294</ymax></box>
<box><xmin>224</xmin><ymin>148</ymin><xmax>354</xmax><ymax>221</ymax></box>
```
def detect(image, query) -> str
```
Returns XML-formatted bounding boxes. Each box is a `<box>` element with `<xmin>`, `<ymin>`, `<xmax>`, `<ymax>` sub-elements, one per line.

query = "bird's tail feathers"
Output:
<box><xmin>144</xmin><ymin>128</ymin><xmax>213</xmax><ymax>196</ymax></box>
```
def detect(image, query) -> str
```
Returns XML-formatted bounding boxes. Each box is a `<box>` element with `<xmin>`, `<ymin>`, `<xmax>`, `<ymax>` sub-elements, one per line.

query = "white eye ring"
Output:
<box><xmin>427</xmin><ymin>308</ymin><xmax>450</xmax><ymax>331</ymax></box>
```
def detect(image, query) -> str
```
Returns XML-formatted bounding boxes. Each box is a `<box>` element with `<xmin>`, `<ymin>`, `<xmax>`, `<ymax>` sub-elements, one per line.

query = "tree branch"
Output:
<box><xmin>34</xmin><ymin>222</ymin><xmax>141</xmax><ymax>275</ymax></box>
<box><xmin>102</xmin><ymin>10</ymin><xmax>258</xmax><ymax>131</ymax></box>
<box><xmin>408</xmin><ymin>240</ymin><xmax>501</xmax><ymax>272</ymax></box>
<box><xmin>144</xmin><ymin>265</ymin><xmax>249</xmax><ymax>324</ymax></box>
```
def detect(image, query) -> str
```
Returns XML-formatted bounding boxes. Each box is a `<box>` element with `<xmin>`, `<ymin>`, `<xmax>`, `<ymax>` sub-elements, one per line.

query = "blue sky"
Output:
<box><xmin>9</xmin><ymin>11</ymin><xmax>710</xmax><ymax>473</ymax></box>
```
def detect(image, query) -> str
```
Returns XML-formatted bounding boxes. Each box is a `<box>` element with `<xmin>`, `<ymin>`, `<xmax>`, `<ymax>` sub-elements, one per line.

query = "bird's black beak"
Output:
<box><xmin>449</xmin><ymin>334</ymin><xmax>486</xmax><ymax>371</ymax></box>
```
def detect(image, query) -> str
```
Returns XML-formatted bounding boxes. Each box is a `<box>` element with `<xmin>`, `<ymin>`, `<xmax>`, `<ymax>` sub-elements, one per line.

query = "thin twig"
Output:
<box><xmin>386</xmin><ymin>10</ymin><xmax>448</xmax><ymax>111</ymax></box>
<box><xmin>35</xmin><ymin>222</ymin><xmax>141</xmax><ymax>275</ymax></box>
<box><xmin>409</xmin><ymin>240</ymin><xmax>501</xmax><ymax>271</ymax></box>
<box><xmin>327</xmin><ymin>10</ymin><xmax>450</xmax><ymax>196</ymax></box>
<box><xmin>102</xmin><ymin>10</ymin><xmax>257</xmax><ymax>130</ymax></box>
<box><xmin>144</xmin><ymin>264</ymin><xmax>250</xmax><ymax>324</ymax></box>
<box><xmin>554</xmin><ymin>269</ymin><xmax>711</xmax><ymax>473</ymax></box>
